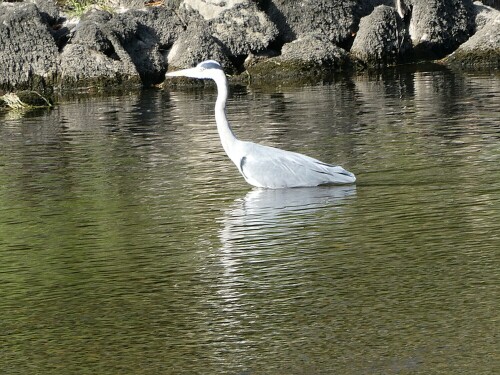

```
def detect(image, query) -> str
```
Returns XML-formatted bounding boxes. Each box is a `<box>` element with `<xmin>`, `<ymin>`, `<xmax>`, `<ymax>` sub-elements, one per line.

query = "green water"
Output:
<box><xmin>1</xmin><ymin>68</ymin><xmax>499</xmax><ymax>374</ymax></box>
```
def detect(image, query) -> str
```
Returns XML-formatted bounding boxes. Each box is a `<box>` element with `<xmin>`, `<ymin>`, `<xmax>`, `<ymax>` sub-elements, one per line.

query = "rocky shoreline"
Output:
<box><xmin>0</xmin><ymin>0</ymin><xmax>499</xmax><ymax>103</ymax></box>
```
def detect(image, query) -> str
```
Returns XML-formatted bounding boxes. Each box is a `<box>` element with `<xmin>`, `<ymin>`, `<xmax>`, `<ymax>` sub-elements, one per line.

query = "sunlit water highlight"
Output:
<box><xmin>1</xmin><ymin>67</ymin><xmax>499</xmax><ymax>374</ymax></box>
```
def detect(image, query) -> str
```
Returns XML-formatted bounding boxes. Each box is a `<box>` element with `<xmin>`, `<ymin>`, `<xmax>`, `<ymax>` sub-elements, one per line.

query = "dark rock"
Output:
<box><xmin>481</xmin><ymin>0</ymin><xmax>500</xmax><ymax>11</ymax></box>
<box><xmin>403</xmin><ymin>0</ymin><xmax>475</xmax><ymax>59</ymax></box>
<box><xmin>106</xmin><ymin>13</ymin><xmax>139</xmax><ymax>43</ymax></box>
<box><xmin>121</xmin><ymin>6</ymin><xmax>186</xmax><ymax>83</ymax></box>
<box><xmin>351</xmin><ymin>5</ymin><xmax>411</xmax><ymax>67</ymax></box>
<box><xmin>0</xmin><ymin>2</ymin><xmax>59</xmax><ymax>92</ymax></box>
<box><xmin>70</xmin><ymin>10</ymin><xmax>114</xmax><ymax>53</ymax></box>
<box><xmin>264</xmin><ymin>0</ymin><xmax>358</xmax><ymax>48</ymax></box>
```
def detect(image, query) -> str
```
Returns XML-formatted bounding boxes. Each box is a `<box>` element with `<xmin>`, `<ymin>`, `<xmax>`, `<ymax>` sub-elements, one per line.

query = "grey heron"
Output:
<box><xmin>166</xmin><ymin>60</ymin><xmax>356</xmax><ymax>188</ymax></box>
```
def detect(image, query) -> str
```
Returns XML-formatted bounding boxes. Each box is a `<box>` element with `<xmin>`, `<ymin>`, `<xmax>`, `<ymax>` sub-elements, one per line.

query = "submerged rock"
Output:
<box><xmin>0</xmin><ymin>2</ymin><xmax>59</xmax><ymax>92</ymax></box>
<box><xmin>351</xmin><ymin>5</ymin><xmax>411</xmax><ymax>67</ymax></box>
<box><xmin>0</xmin><ymin>91</ymin><xmax>53</xmax><ymax>109</ymax></box>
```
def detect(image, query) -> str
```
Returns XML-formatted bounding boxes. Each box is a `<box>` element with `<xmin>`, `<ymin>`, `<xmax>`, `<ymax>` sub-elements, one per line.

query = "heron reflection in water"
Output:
<box><xmin>166</xmin><ymin>60</ymin><xmax>356</xmax><ymax>189</ymax></box>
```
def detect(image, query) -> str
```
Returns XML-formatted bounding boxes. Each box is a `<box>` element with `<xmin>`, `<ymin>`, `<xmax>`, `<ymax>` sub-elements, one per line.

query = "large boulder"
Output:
<box><xmin>210</xmin><ymin>2</ymin><xmax>278</xmax><ymax>57</ymax></box>
<box><xmin>351</xmin><ymin>5</ymin><xmax>411</xmax><ymax>67</ymax></box>
<box><xmin>244</xmin><ymin>34</ymin><xmax>350</xmax><ymax>83</ymax></box>
<box><xmin>125</xmin><ymin>6</ymin><xmax>184</xmax><ymax>47</ymax></box>
<box><xmin>62</xmin><ymin>5</ymin><xmax>184</xmax><ymax>86</ymax></box>
<box><xmin>0</xmin><ymin>2</ymin><xmax>59</xmax><ymax>92</ymax></box>
<box><xmin>59</xmin><ymin>42</ymin><xmax>140</xmax><ymax>89</ymax></box>
<box><xmin>403</xmin><ymin>0</ymin><xmax>475</xmax><ymax>59</ymax></box>
<box><xmin>166</xmin><ymin>22</ymin><xmax>234</xmax><ymax>72</ymax></box>
<box><xmin>263</xmin><ymin>0</ymin><xmax>358</xmax><ymax>48</ymax></box>
<box><xmin>180</xmin><ymin>0</ymin><xmax>277</xmax><ymax>57</ymax></box>
<box><xmin>442</xmin><ymin>10</ymin><xmax>500</xmax><ymax>68</ymax></box>
<box><xmin>118</xmin><ymin>5</ymin><xmax>185</xmax><ymax>83</ymax></box>
<box><xmin>60</xmin><ymin>9</ymin><xmax>140</xmax><ymax>87</ymax></box>
<box><xmin>280</xmin><ymin>34</ymin><xmax>349</xmax><ymax>68</ymax></box>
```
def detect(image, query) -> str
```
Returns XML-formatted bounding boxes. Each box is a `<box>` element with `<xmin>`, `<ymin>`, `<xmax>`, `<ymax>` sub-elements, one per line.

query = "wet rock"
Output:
<box><xmin>0</xmin><ymin>2</ymin><xmax>59</xmax><ymax>92</ymax></box>
<box><xmin>0</xmin><ymin>91</ymin><xmax>53</xmax><ymax>109</ymax></box>
<box><xmin>442</xmin><ymin>11</ymin><xmax>500</xmax><ymax>68</ymax></box>
<box><xmin>351</xmin><ymin>5</ymin><xmax>411</xmax><ymax>67</ymax></box>
<box><xmin>264</xmin><ymin>0</ymin><xmax>358</xmax><ymax>48</ymax></box>
<box><xmin>166</xmin><ymin>22</ymin><xmax>234</xmax><ymax>72</ymax></box>
<box><xmin>403</xmin><ymin>0</ymin><xmax>475</xmax><ymax>59</ymax></box>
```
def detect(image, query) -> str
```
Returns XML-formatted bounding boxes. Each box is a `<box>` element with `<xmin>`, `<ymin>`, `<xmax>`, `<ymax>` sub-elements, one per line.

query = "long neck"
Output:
<box><xmin>213</xmin><ymin>71</ymin><xmax>238</xmax><ymax>160</ymax></box>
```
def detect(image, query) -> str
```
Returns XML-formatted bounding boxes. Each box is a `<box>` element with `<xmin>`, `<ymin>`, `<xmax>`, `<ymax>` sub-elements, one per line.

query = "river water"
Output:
<box><xmin>1</xmin><ymin>67</ymin><xmax>499</xmax><ymax>374</ymax></box>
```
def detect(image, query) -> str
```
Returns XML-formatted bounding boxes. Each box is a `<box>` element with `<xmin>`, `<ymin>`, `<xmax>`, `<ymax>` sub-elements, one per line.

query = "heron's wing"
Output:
<box><xmin>238</xmin><ymin>142</ymin><xmax>354</xmax><ymax>188</ymax></box>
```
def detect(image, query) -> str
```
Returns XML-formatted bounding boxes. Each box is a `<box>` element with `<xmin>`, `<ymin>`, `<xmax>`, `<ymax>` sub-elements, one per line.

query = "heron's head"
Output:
<box><xmin>166</xmin><ymin>60</ymin><xmax>224</xmax><ymax>80</ymax></box>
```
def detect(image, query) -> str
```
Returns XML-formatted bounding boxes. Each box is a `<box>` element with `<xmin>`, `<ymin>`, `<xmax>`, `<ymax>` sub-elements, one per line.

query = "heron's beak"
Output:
<box><xmin>165</xmin><ymin>67</ymin><xmax>198</xmax><ymax>78</ymax></box>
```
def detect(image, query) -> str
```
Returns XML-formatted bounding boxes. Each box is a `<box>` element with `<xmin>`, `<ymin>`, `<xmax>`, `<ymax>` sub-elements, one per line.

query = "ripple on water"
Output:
<box><xmin>0</xmin><ymin>71</ymin><xmax>499</xmax><ymax>374</ymax></box>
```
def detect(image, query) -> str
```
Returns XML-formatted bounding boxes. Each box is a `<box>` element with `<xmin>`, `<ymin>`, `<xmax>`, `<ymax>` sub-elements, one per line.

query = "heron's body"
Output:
<box><xmin>166</xmin><ymin>60</ymin><xmax>356</xmax><ymax>188</ymax></box>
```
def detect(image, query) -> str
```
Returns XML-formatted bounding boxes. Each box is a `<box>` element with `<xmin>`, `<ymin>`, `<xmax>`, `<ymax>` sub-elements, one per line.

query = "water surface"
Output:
<box><xmin>1</xmin><ymin>67</ymin><xmax>499</xmax><ymax>374</ymax></box>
